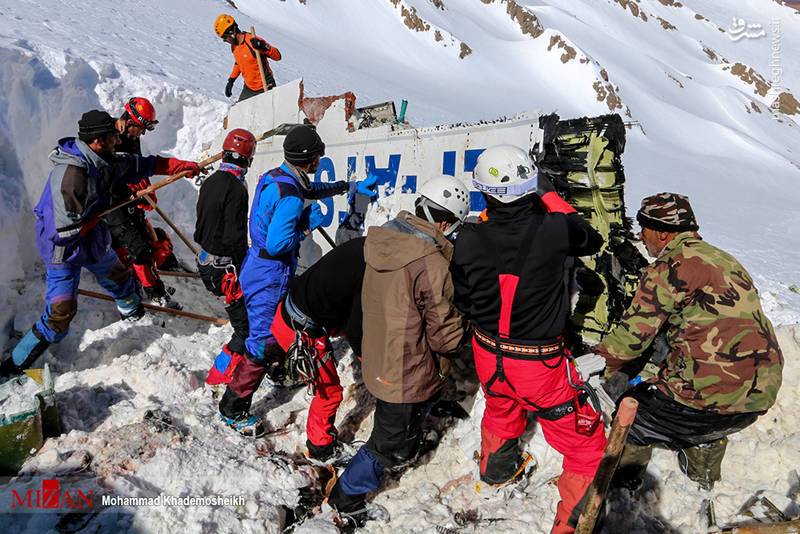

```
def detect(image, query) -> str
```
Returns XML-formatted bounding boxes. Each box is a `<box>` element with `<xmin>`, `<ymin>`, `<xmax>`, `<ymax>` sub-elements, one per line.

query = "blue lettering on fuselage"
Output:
<box><xmin>316</xmin><ymin>149</ymin><xmax>488</xmax><ymax>228</ymax></box>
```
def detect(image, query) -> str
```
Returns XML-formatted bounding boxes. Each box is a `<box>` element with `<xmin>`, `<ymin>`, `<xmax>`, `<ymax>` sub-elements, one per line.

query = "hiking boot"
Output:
<box><xmin>387</xmin><ymin>430</ymin><xmax>440</xmax><ymax>475</ymax></box>
<box><xmin>219</xmin><ymin>412</ymin><xmax>265</xmax><ymax>437</ymax></box>
<box><xmin>611</xmin><ymin>443</ymin><xmax>653</xmax><ymax>491</ymax></box>
<box><xmin>265</xmin><ymin>361</ymin><xmax>302</xmax><ymax>388</ymax></box>
<box><xmin>335</xmin><ymin>503</ymin><xmax>390</xmax><ymax>532</ymax></box>
<box><xmin>150</xmin><ymin>294</ymin><xmax>182</xmax><ymax>310</ymax></box>
<box><xmin>144</xmin><ymin>284</ymin><xmax>182</xmax><ymax>310</ymax></box>
<box><xmin>476</xmin><ymin>452</ymin><xmax>536</xmax><ymax>495</ymax></box>
<box><xmin>120</xmin><ymin>303</ymin><xmax>146</xmax><ymax>322</ymax></box>
<box><xmin>678</xmin><ymin>437</ymin><xmax>727</xmax><ymax>491</ymax></box>
<box><xmin>306</xmin><ymin>439</ymin><xmax>357</xmax><ymax>467</ymax></box>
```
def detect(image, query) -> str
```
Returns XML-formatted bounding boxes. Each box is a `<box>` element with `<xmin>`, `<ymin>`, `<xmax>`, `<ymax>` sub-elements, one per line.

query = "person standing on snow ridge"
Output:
<box><xmin>450</xmin><ymin>145</ymin><xmax>606</xmax><ymax>534</ymax></box>
<box><xmin>216</xmin><ymin>124</ymin><xmax>377</xmax><ymax>437</ymax></box>
<box><xmin>270</xmin><ymin>233</ymin><xmax>367</xmax><ymax>465</ymax></box>
<box><xmin>104</xmin><ymin>97</ymin><xmax>182</xmax><ymax>310</ymax></box>
<box><xmin>1</xmin><ymin>110</ymin><xmax>199</xmax><ymax>377</ymax></box>
<box><xmin>198</xmin><ymin>129</ymin><xmax>258</xmax><ymax>388</ymax></box>
<box><xmin>594</xmin><ymin>192</ymin><xmax>783</xmax><ymax>492</ymax></box>
<box><xmin>325</xmin><ymin>176</ymin><xmax>470</xmax><ymax>529</ymax></box>
<box><xmin>214</xmin><ymin>14</ymin><xmax>281</xmax><ymax>102</ymax></box>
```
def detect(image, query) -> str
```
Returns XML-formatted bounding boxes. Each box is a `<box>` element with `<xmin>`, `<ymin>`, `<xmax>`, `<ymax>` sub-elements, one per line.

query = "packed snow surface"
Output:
<box><xmin>0</xmin><ymin>0</ymin><xmax>798</xmax><ymax>532</ymax></box>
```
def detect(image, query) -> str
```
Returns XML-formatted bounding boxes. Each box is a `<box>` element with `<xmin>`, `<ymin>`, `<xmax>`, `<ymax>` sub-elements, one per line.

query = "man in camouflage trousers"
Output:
<box><xmin>595</xmin><ymin>192</ymin><xmax>783</xmax><ymax>491</ymax></box>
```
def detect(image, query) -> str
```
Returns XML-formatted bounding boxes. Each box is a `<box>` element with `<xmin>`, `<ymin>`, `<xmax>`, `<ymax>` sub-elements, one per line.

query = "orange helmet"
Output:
<box><xmin>214</xmin><ymin>14</ymin><xmax>237</xmax><ymax>38</ymax></box>
<box><xmin>124</xmin><ymin>97</ymin><xmax>158</xmax><ymax>131</ymax></box>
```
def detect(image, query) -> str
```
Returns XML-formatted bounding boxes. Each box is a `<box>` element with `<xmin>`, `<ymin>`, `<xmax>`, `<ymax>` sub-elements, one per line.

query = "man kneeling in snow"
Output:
<box><xmin>596</xmin><ymin>192</ymin><xmax>784</xmax><ymax>491</ymax></box>
<box><xmin>1</xmin><ymin>110</ymin><xmax>199</xmax><ymax>376</ymax></box>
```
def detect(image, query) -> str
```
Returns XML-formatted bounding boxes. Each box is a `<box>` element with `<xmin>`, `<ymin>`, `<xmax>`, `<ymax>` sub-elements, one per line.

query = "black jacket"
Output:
<box><xmin>451</xmin><ymin>199</ymin><xmax>602</xmax><ymax>341</ymax></box>
<box><xmin>287</xmin><ymin>236</ymin><xmax>366</xmax><ymax>355</ymax></box>
<box><xmin>194</xmin><ymin>169</ymin><xmax>249</xmax><ymax>264</ymax></box>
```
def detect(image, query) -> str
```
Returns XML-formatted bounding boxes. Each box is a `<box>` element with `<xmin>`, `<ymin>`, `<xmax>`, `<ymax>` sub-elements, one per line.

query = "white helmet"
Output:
<box><xmin>472</xmin><ymin>145</ymin><xmax>538</xmax><ymax>203</ymax></box>
<box><xmin>416</xmin><ymin>174</ymin><xmax>471</xmax><ymax>236</ymax></box>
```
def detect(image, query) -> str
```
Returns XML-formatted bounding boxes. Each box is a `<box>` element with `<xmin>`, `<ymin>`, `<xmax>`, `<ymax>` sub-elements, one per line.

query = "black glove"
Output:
<box><xmin>225</xmin><ymin>78</ymin><xmax>235</xmax><ymax>98</ymax></box>
<box><xmin>602</xmin><ymin>372</ymin><xmax>633</xmax><ymax>403</ymax></box>
<box><xmin>251</xmin><ymin>37</ymin><xmax>270</xmax><ymax>52</ymax></box>
<box><xmin>536</xmin><ymin>172</ymin><xmax>557</xmax><ymax>197</ymax></box>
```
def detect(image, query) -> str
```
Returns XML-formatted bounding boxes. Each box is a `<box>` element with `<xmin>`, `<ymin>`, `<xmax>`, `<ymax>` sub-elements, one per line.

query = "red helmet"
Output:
<box><xmin>125</xmin><ymin>97</ymin><xmax>158</xmax><ymax>131</ymax></box>
<box><xmin>223</xmin><ymin>128</ymin><xmax>257</xmax><ymax>164</ymax></box>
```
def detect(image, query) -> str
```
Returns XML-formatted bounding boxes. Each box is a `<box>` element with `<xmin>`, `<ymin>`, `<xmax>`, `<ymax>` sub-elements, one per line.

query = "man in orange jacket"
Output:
<box><xmin>214</xmin><ymin>14</ymin><xmax>282</xmax><ymax>102</ymax></box>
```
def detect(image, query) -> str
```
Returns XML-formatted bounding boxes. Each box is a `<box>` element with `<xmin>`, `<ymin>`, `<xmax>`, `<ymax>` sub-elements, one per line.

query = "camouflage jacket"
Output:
<box><xmin>596</xmin><ymin>232</ymin><xmax>783</xmax><ymax>414</ymax></box>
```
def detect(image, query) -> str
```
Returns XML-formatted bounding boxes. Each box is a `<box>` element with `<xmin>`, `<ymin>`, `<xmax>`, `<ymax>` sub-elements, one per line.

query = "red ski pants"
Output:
<box><xmin>473</xmin><ymin>338</ymin><xmax>606</xmax><ymax>534</ymax></box>
<box><xmin>271</xmin><ymin>302</ymin><xmax>343</xmax><ymax>447</ymax></box>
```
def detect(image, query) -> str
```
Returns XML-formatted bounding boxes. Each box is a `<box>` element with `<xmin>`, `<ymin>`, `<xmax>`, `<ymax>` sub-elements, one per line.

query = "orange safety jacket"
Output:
<box><xmin>229</xmin><ymin>33</ymin><xmax>281</xmax><ymax>92</ymax></box>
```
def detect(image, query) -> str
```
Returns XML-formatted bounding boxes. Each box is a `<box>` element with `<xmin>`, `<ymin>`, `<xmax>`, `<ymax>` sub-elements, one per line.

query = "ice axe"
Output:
<box><xmin>99</xmin><ymin>123</ymin><xmax>300</xmax><ymax>218</ymax></box>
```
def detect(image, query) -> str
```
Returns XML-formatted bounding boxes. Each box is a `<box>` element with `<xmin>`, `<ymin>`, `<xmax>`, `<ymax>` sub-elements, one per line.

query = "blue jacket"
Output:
<box><xmin>35</xmin><ymin>137</ymin><xmax>157</xmax><ymax>267</ymax></box>
<box><xmin>249</xmin><ymin>162</ymin><xmax>349</xmax><ymax>268</ymax></box>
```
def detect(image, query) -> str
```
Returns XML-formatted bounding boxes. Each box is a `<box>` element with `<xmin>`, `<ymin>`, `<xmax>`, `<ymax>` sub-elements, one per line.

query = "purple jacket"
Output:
<box><xmin>35</xmin><ymin>137</ymin><xmax>157</xmax><ymax>267</ymax></box>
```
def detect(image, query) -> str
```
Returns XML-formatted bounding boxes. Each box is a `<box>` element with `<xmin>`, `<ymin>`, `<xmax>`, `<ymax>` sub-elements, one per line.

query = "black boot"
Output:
<box><xmin>218</xmin><ymin>353</ymin><xmax>268</xmax><ymax>437</ymax></box>
<box><xmin>5</xmin><ymin>327</ymin><xmax>51</xmax><ymax>376</ymax></box>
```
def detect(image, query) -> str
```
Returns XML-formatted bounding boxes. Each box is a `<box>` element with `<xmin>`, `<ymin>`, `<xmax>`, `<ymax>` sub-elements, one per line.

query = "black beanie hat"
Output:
<box><xmin>283</xmin><ymin>125</ymin><xmax>325</xmax><ymax>165</ymax></box>
<box><xmin>78</xmin><ymin>110</ymin><xmax>118</xmax><ymax>142</ymax></box>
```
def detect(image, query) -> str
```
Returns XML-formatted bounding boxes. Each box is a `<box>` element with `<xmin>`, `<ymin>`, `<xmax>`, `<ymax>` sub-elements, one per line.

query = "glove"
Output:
<box><xmin>536</xmin><ymin>172</ymin><xmax>557</xmax><ymax>197</ymax></box>
<box><xmin>602</xmin><ymin>372</ymin><xmax>633</xmax><ymax>403</ymax></box>
<box><xmin>130</xmin><ymin>178</ymin><xmax>156</xmax><ymax>210</ymax></box>
<box><xmin>251</xmin><ymin>37</ymin><xmax>270</xmax><ymax>52</ymax></box>
<box><xmin>300</xmin><ymin>203</ymin><xmax>325</xmax><ymax>233</ymax></box>
<box><xmin>225</xmin><ymin>77</ymin><xmax>235</xmax><ymax>98</ymax></box>
<box><xmin>574</xmin><ymin>353</ymin><xmax>606</xmax><ymax>379</ymax></box>
<box><xmin>537</xmin><ymin>173</ymin><xmax>575</xmax><ymax>214</ymax></box>
<box><xmin>155</xmin><ymin>157</ymin><xmax>200</xmax><ymax>178</ymax></box>
<box><xmin>348</xmin><ymin>173</ymin><xmax>377</xmax><ymax>198</ymax></box>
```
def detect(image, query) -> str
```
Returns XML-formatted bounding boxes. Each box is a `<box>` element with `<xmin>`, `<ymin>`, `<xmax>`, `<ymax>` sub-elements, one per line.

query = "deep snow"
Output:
<box><xmin>0</xmin><ymin>0</ymin><xmax>798</xmax><ymax>532</ymax></box>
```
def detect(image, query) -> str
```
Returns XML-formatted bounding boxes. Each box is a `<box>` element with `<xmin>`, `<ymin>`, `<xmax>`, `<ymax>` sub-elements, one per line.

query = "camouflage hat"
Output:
<box><xmin>636</xmin><ymin>192</ymin><xmax>699</xmax><ymax>232</ymax></box>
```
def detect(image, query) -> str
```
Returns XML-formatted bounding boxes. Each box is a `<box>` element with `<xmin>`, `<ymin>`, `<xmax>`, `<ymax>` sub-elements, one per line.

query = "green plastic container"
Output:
<box><xmin>0</xmin><ymin>365</ymin><xmax>60</xmax><ymax>475</ymax></box>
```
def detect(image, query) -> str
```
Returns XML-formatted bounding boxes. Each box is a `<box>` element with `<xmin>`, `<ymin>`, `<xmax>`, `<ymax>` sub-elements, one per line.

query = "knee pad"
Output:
<box><xmin>47</xmin><ymin>299</ymin><xmax>78</xmax><ymax>334</ymax></box>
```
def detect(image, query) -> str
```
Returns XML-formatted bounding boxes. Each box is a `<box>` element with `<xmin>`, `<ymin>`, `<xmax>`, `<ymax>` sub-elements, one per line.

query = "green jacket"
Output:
<box><xmin>596</xmin><ymin>232</ymin><xmax>783</xmax><ymax>414</ymax></box>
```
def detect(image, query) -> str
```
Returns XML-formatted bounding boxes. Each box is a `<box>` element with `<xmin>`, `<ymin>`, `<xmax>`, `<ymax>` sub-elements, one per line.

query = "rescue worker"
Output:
<box><xmin>217</xmin><ymin>125</ymin><xmax>376</xmax><ymax>437</ymax></box>
<box><xmin>450</xmin><ymin>145</ymin><xmax>607</xmax><ymax>534</ymax></box>
<box><xmin>326</xmin><ymin>175</ymin><xmax>469</xmax><ymax>528</ymax></box>
<box><xmin>105</xmin><ymin>97</ymin><xmax>181</xmax><ymax>309</ymax></box>
<box><xmin>271</xmin><ymin>234</ymin><xmax>366</xmax><ymax>464</ymax></box>
<box><xmin>595</xmin><ymin>192</ymin><xmax>784</xmax><ymax>491</ymax></box>
<box><xmin>197</xmin><ymin>129</ymin><xmax>257</xmax><ymax>387</ymax></box>
<box><xmin>2</xmin><ymin>110</ymin><xmax>199</xmax><ymax>376</ymax></box>
<box><xmin>214</xmin><ymin>14</ymin><xmax>281</xmax><ymax>102</ymax></box>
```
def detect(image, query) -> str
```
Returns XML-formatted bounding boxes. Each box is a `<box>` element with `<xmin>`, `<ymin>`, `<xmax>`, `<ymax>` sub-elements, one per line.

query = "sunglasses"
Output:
<box><xmin>127</xmin><ymin>102</ymin><xmax>158</xmax><ymax>131</ymax></box>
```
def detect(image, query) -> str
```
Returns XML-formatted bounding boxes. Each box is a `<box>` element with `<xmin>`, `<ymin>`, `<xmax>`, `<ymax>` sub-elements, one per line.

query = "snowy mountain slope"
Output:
<box><xmin>0</xmin><ymin>0</ymin><xmax>799</xmax><ymax>533</ymax></box>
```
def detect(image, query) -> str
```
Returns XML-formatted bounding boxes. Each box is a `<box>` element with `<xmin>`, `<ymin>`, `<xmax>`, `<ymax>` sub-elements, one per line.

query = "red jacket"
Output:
<box><xmin>229</xmin><ymin>34</ymin><xmax>281</xmax><ymax>91</ymax></box>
